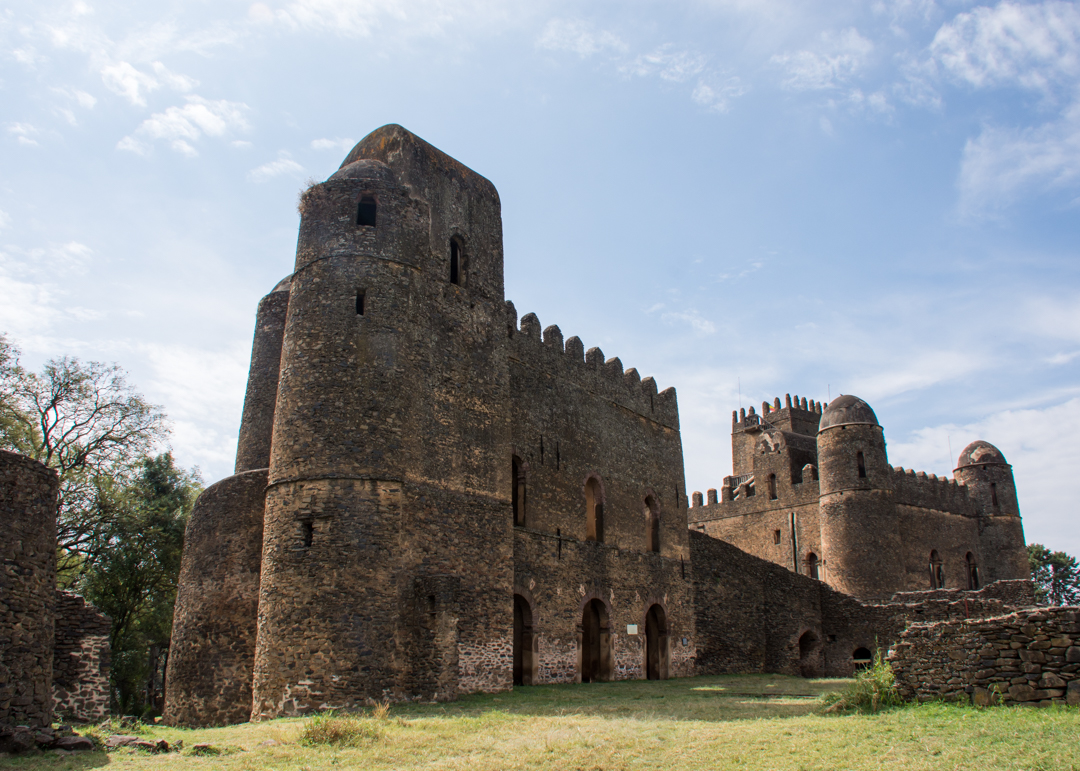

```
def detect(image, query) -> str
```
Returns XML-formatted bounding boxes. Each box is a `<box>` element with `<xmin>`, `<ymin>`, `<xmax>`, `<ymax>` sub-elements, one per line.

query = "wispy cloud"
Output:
<box><xmin>118</xmin><ymin>96</ymin><xmax>250</xmax><ymax>156</ymax></box>
<box><xmin>7</xmin><ymin>123</ymin><xmax>41</xmax><ymax>147</ymax></box>
<box><xmin>311</xmin><ymin>137</ymin><xmax>355</xmax><ymax>151</ymax></box>
<box><xmin>248</xmin><ymin>151</ymin><xmax>305</xmax><ymax>182</ymax></box>
<box><xmin>537</xmin><ymin>18</ymin><xmax>626</xmax><ymax>58</ymax></box>
<box><xmin>622</xmin><ymin>46</ymin><xmax>708</xmax><ymax>83</ymax></box>
<box><xmin>772</xmin><ymin>27</ymin><xmax>874</xmax><ymax>90</ymax></box>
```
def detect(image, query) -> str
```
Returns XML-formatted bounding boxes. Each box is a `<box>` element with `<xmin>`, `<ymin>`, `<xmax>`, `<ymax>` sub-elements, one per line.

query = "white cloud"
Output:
<box><xmin>0</xmin><ymin>210</ymin><xmax>10</xmax><ymax>235</ymax></box>
<box><xmin>101</xmin><ymin>61</ymin><xmax>159</xmax><ymax>105</ymax></box>
<box><xmin>930</xmin><ymin>0</ymin><xmax>1080</xmax><ymax>93</ymax></box>
<box><xmin>957</xmin><ymin>101</ymin><xmax>1080</xmax><ymax>215</ymax></box>
<box><xmin>12</xmin><ymin>46</ymin><xmax>45</xmax><ymax>68</ymax></box>
<box><xmin>623</xmin><ymin>46</ymin><xmax>708</xmax><ymax>83</ymax></box>
<box><xmin>249</xmin><ymin>151</ymin><xmax>305</xmax><ymax>182</ymax></box>
<box><xmin>152</xmin><ymin>61</ymin><xmax>199</xmax><ymax>92</ymax></box>
<box><xmin>660</xmin><ymin>309</ymin><xmax>717</xmax><ymax>335</ymax></box>
<box><xmin>250</xmin><ymin>0</ymin><xmax>511</xmax><ymax>39</ymax></box>
<box><xmin>692</xmin><ymin>73</ymin><xmax>748</xmax><ymax>113</ymax></box>
<box><xmin>772</xmin><ymin>27</ymin><xmax>874</xmax><ymax>90</ymax></box>
<box><xmin>7</xmin><ymin>123</ymin><xmax>40</xmax><ymax>147</ymax></box>
<box><xmin>118</xmin><ymin>96</ymin><xmax>250</xmax><ymax>156</ymax></box>
<box><xmin>849</xmin><ymin>349</ymin><xmax>988</xmax><ymax>400</ymax></box>
<box><xmin>311</xmin><ymin>137</ymin><xmax>355</xmax><ymax>151</ymax></box>
<box><xmin>536</xmin><ymin>18</ymin><xmax>626</xmax><ymax>58</ymax></box>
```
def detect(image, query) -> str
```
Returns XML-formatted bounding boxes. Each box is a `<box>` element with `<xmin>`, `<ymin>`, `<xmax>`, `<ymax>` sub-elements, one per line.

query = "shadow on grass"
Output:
<box><xmin>0</xmin><ymin>750</ymin><xmax>109</xmax><ymax>770</ymax></box>
<box><xmin>389</xmin><ymin>673</ymin><xmax>855</xmax><ymax>723</ymax></box>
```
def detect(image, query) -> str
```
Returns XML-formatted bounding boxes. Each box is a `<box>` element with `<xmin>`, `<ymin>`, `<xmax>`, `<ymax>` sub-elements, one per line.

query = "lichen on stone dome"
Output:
<box><xmin>957</xmin><ymin>440</ymin><xmax>1008</xmax><ymax>468</ymax></box>
<box><xmin>818</xmin><ymin>394</ymin><xmax>879</xmax><ymax>431</ymax></box>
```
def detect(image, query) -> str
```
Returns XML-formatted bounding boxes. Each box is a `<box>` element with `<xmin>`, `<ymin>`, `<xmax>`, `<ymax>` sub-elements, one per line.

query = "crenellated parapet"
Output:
<box><xmin>889</xmin><ymin>466</ymin><xmax>977</xmax><ymax>516</ymax></box>
<box><xmin>506</xmin><ymin>302</ymin><xmax>679</xmax><ymax>430</ymax></box>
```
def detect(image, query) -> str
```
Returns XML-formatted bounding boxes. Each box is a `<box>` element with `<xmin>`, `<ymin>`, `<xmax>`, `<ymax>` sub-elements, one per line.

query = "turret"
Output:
<box><xmin>816</xmin><ymin>395</ymin><xmax>902</xmax><ymax>600</ymax></box>
<box><xmin>954</xmin><ymin>440</ymin><xmax>1028</xmax><ymax>583</ymax></box>
<box><xmin>250</xmin><ymin>125</ymin><xmax>512</xmax><ymax>718</ymax></box>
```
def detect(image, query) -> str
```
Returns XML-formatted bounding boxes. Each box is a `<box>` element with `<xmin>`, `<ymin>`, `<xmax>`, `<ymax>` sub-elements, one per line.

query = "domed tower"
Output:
<box><xmin>817</xmin><ymin>395</ymin><xmax>902</xmax><ymax>600</ymax></box>
<box><xmin>250</xmin><ymin>125</ymin><xmax>512</xmax><ymax>718</ymax></box>
<box><xmin>954</xmin><ymin>441</ymin><xmax>1028</xmax><ymax>583</ymax></box>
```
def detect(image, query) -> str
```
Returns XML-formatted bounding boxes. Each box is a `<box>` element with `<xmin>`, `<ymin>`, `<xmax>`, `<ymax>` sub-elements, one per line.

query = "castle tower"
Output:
<box><xmin>250</xmin><ymin>125</ymin><xmax>512</xmax><ymax>718</ymax></box>
<box><xmin>816</xmin><ymin>395</ymin><xmax>902</xmax><ymax>600</ymax></box>
<box><xmin>954</xmin><ymin>441</ymin><xmax>1028</xmax><ymax>584</ymax></box>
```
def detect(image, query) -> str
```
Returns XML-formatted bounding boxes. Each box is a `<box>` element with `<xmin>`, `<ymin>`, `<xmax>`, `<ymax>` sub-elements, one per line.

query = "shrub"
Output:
<box><xmin>821</xmin><ymin>649</ymin><xmax>904</xmax><ymax>714</ymax></box>
<box><xmin>300</xmin><ymin>711</ymin><xmax>385</xmax><ymax>746</ymax></box>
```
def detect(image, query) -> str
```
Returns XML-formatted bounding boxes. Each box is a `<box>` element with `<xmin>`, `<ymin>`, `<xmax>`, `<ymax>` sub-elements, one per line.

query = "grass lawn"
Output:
<box><xmin>3</xmin><ymin>674</ymin><xmax>1077</xmax><ymax>771</ymax></box>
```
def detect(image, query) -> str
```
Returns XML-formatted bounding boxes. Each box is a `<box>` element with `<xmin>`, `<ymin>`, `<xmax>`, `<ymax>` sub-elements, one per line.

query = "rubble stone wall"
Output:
<box><xmin>52</xmin><ymin>591</ymin><xmax>110</xmax><ymax>723</ymax></box>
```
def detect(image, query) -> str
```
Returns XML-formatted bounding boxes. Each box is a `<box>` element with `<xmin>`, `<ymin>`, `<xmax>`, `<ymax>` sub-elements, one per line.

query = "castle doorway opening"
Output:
<box><xmin>806</xmin><ymin>552</ymin><xmax>820</xmax><ymax>580</ymax></box>
<box><xmin>580</xmin><ymin>599</ymin><xmax>611</xmax><ymax>683</ymax></box>
<box><xmin>513</xmin><ymin>594</ymin><xmax>535</xmax><ymax>686</ymax></box>
<box><xmin>798</xmin><ymin>631</ymin><xmax>821</xmax><ymax>678</ymax></box>
<box><xmin>852</xmin><ymin>647</ymin><xmax>873</xmax><ymax>671</ymax></box>
<box><xmin>644</xmin><ymin>604</ymin><xmax>669</xmax><ymax>680</ymax></box>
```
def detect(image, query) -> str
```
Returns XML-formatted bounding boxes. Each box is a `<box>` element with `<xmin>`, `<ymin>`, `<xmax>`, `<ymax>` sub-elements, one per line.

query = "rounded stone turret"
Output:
<box><xmin>251</xmin><ymin>125</ymin><xmax>513</xmax><ymax>719</ymax></box>
<box><xmin>816</xmin><ymin>395</ymin><xmax>901</xmax><ymax>600</ymax></box>
<box><xmin>954</xmin><ymin>440</ymin><xmax>1027</xmax><ymax>583</ymax></box>
<box><xmin>0</xmin><ymin>450</ymin><xmax>58</xmax><ymax>730</ymax></box>
<box><xmin>234</xmin><ymin>276</ymin><xmax>291</xmax><ymax>473</ymax></box>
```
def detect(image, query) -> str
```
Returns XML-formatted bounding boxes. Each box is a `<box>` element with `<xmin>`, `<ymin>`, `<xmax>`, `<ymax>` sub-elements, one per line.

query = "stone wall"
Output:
<box><xmin>890</xmin><ymin>606</ymin><xmax>1080</xmax><ymax>706</ymax></box>
<box><xmin>0</xmin><ymin>450</ymin><xmax>58</xmax><ymax>730</ymax></box>
<box><xmin>52</xmin><ymin>591</ymin><xmax>110</xmax><ymax>723</ymax></box>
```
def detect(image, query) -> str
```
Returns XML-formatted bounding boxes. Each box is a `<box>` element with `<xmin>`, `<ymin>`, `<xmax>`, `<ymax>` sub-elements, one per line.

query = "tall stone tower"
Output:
<box><xmin>953</xmin><ymin>441</ymin><xmax>1029</xmax><ymax>583</ymax></box>
<box><xmin>817</xmin><ymin>395</ymin><xmax>903</xmax><ymax>600</ymax></box>
<box><xmin>250</xmin><ymin>125</ymin><xmax>513</xmax><ymax>717</ymax></box>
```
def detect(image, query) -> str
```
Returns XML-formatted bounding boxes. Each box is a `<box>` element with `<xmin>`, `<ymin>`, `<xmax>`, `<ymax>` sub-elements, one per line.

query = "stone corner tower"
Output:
<box><xmin>250</xmin><ymin>124</ymin><xmax>513</xmax><ymax>718</ymax></box>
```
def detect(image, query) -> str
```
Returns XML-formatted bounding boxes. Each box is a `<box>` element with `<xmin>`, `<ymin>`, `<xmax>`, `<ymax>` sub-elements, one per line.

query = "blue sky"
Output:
<box><xmin>3</xmin><ymin>0</ymin><xmax>1080</xmax><ymax>555</ymax></box>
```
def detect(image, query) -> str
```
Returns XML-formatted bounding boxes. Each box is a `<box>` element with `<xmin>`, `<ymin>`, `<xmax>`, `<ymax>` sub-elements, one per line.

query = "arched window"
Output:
<box><xmin>585</xmin><ymin>477</ymin><xmax>604</xmax><ymax>542</ymax></box>
<box><xmin>807</xmin><ymin>552</ymin><xmax>820</xmax><ymax>580</ymax></box>
<box><xmin>357</xmin><ymin>195</ymin><xmax>377</xmax><ymax>227</ymax></box>
<box><xmin>645</xmin><ymin>495</ymin><xmax>660</xmax><ymax>553</ymax></box>
<box><xmin>768</xmin><ymin>473</ymin><xmax>777</xmax><ymax>500</ymax></box>
<box><xmin>852</xmin><ymin>647</ymin><xmax>873</xmax><ymax>672</ymax></box>
<box><xmin>512</xmin><ymin>455</ymin><xmax>526</xmax><ymax>527</ymax></box>
<box><xmin>929</xmin><ymin>550</ymin><xmax>944</xmax><ymax>589</ymax></box>
<box><xmin>856</xmin><ymin>451</ymin><xmax>866</xmax><ymax>478</ymax></box>
<box><xmin>450</xmin><ymin>237</ymin><xmax>463</xmax><ymax>285</ymax></box>
<box><xmin>966</xmin><ymin>552</ymin><xmax>980</xmax><ymax>590</ymax></box>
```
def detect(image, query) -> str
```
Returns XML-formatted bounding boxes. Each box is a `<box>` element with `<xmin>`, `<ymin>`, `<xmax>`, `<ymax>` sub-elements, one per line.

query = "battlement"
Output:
<box><xmin>732</xmin><ymin>393</ymin><xmax>825</xmax><ymax>437</ymax></box>
<box><xmin>888</xmin><ymin>465</ymin><xmax>976</xmax><ymax>516</ymax></box>
<box><xmin>506</xmin><ymin>303</ymin><xmax>679</xmax><ymax>429</ymax></box>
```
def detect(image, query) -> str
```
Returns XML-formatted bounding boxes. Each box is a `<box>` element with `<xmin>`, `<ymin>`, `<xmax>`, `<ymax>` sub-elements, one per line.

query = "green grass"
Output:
<box><xmin>3</xmin><ymin>674</ymin><xmax>1078</xmax><ymax>770</ymax></box>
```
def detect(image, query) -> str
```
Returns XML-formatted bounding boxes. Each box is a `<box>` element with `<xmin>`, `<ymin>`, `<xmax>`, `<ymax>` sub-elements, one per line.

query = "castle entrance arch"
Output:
<box><xmin>580</xmin><ymin>599</ymin><xmax>612</xmax><ymax>683</ymax></box>
<box><xmin>798</xmin><ymin>631</ymin><xmax>822</xmax><ymax>678</ymax></box>
<box><xmin>644</xmin><ymin>604</ymin><xmax>669</xmax><ymax>680</ymax></box>
<box><xmin>513</xmin><ymin>594</ymin><xmax>536</xmax><ymax>686</ymax></box>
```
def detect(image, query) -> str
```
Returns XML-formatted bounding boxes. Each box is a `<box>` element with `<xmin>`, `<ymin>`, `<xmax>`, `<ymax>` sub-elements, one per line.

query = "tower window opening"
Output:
<box><xmin>355</xmin><ymin>289</ymin><xmax>365</xmax><ymax>316</ymax></box>
<box><xmin>990</xmin><ymin>482</ymin><xmax>999</xmax><ymax>507</ymax></box>
<box><xmin>773</xmin><ymin>529</ymin><xmax>781</xmax><ymax>545</ymax></box>
<box><xmin>585</xmin><ymin>477</ymin><xmax>604</xmax><ymax>542</ymax></box>
<box><xmin>427</xmin><ymin>594</ymin><xmax>437</xmax><ymax>615</ymax></box>
<box><xmin>450</xmin><ymin>238</ymin><xmax>462</xmax><ymax>285</ymax></box>
<box><xmin>645</xmin><ymin>495</ymin><xmax>660</xmax><ymax>553</ymax></box>
<box><xmin>966</xmin><ymin>552</ymin><xmax>980</xmax><ymax>590</ymax></box>
<box><xmin>357</xmin><ymin>196</ymin><xmax>377</xmax><ymax>227</ymax></box>
<box><xmin>768</xmin><ymin>473</ymin><xmax>777</xmax><ymax>500</ymax></box>
<box><xmin>512</xmin><ymin>455</ymin><xmax>526</xmax><ymax>527</ymax></box>
<box><xmin>301</xmin><ymin>520</ymin><xmax>313</xmax><ymax>549</ymax></box>
<box><xmin>929</xmin><ymin>550</ymin><xmax>944</xmax><ymax>589</ymax></box>
<box><xmin>856</xmin><ymin>451</ymin><xmax>866</xmax><ymax>478</ymax></box>
<box><xmin>807</xmin><ymin>552</ymin><xmax>820</xmax><ymax>580</ymax></box>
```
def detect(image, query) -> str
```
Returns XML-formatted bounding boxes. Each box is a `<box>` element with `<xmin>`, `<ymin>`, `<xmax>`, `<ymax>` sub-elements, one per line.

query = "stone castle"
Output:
<box><xmin>153</xmin><ymin>125</ymin><xmax>1032</xmax><ymax>727</ymax></box>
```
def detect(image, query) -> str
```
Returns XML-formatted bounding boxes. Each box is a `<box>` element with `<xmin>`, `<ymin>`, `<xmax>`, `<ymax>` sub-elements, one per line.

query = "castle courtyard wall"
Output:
<box><xmin>52</xmin><ymin>591</ymin><xmax>110</xmax><ymax>723</ymax></box>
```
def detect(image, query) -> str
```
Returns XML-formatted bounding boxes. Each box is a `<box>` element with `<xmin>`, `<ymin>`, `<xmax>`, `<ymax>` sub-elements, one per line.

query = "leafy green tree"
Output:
<box><xmin>81</xmin><ymin>453</ymin><xmax>201</xmax><ymax>716</ymax></box>
<box><xmin>0</xmin><ymin>333</ymin><xmax>169</xmax><ymax>576</ymax></box>
<box><xmin>1028</xmin><ymin>544</ymin><xmax>1080</xmax><ymax>606</ymax></box>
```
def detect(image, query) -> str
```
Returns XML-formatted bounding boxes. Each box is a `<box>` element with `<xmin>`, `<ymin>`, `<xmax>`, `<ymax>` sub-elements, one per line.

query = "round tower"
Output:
<box><xmin>251</xmin><ymin>125</ymin><xmax>513</xmax><ymax>718</ymax></box>
<box><xmin>954</xmin><ymin>440</ymin><xmax>1028</xmax><ymax>583</ymax></box>
<box><xmin>817</xmin><ymin>395</ymin><xmax>902</xmax><ymax>600</ymax></box>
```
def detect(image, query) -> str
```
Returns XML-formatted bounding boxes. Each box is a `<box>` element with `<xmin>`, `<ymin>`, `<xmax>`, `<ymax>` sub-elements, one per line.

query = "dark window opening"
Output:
<box><xmin>556</xmin><ymin>442</ymin><xmax>561</xmax><ymax>471</ymax></box>
<box><xmin>427</xmin><ymin>594</ymin><xmax>437</xmax><ymax>615</ymax></box>
<box><xmin>807</xmin><ymin>552</ymin><xmax>820</xmax><ymax>580</ymax></box>
<box><xmin>930</xmin><ymin>550</ymin><xmax>944</xmax><ymax>589</ymax></box>
<box><xmin>768</xmin><ymin>473</ymin><xmax>777</xmax><ymax>500</ymax></box>
<box><xmin>773</xmin><ymin>529</ymin><xmax>781</xmax><ymax>545</ymax></box>
<box><xmin>539</xmin><ymin>436</ymin><xmax>544</xmax><ymax>466</ymax></box>
<box><xmin>645</xmin><ymin>495</ymin><xmax>660</xmax><ymax>553</ymax></box>
<box><xmin>301</xmin><ymin>520</ymin><xmax>313</xmax><ymax>548</ymax></box>
<box><xmin>990</xmin><ymin>482</ymin><xmax>999</xmax><ymax>507</ymax></box>
<box><xmin>966</xmin><ymin>552</ymin><xmax>980</xmax><ymax>590</ymax></box>
<box><xmin>355</xmin><ymin>290</ymin><xmax>365</xmax><ymax>316</ymax></box>
<box><xmin>450</xmin><ymin>238</ymin><xmax>462</xmax><ymax>285</ymax></box>
<box><xmin>357</xmin><ymin>196</ymin><xmax>377</xmax><ymax>227</ymax></box>
<box><xmin>856</xmin><ymin>451</ymin><xmax>866</xmax><ymax>478</ymax></box>
<box><xmin>557</xmin><ymin>528</ymin><xmax>562</xmax><ymax>560</ymax></box>
<box><xmin>853</xmin><ymin>647</ymin><xmax>873</xmax><ymax>671</ymax></box>
<box><xmin>585</xmin><ymin>478</ymin><xmax>604</xmax><ymax>542</ymax></box>
<box><xmin>512</xmin><ymin>455</ymin><xmax>526</xmax><ymax>527</ymax></box>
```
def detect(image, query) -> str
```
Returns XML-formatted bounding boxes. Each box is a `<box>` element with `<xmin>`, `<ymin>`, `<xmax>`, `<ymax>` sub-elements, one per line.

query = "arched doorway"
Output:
<box><xmin>806</xmin><ymin>552</ymin><xmax>820</xmax><ymax>580</ymax></box>
<box><xmin>852</xmin><ymin>647</ymin><xmax>873</xmax><ymax>672</ymax></box>
<box><xmin>513</xmin><ymin>594</ymin><xmax>535</xmax><ymax>686</ymax></box>
<box><xmin>580</xmin><ymin>598</ymin><xmax>611</xmax><ymax>683</ymax></box>
<box><xmin>644</xmin><ymin>604</ymin><xmax>669</xmax><ymax>680</ymax></box>
<box><xmin>798</xmin><ymin>631</ymin><xmax>821</xmax><ymax>678</ymax></box>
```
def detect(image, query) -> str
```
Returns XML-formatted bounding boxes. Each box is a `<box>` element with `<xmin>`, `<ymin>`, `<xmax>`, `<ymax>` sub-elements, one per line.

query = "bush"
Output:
<box><xmin>821</xmin><ymin>649</ymin><xmax>904</xmax><ymax>714</ymax></box>
<box><xmin>300</xmin><ymin>711</ymin><xmax>385</xmax><ymax>746</ymax></box>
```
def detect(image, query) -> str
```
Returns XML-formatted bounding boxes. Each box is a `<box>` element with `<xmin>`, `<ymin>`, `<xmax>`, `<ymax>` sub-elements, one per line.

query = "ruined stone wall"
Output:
<box><xmin>514</xmin><ymin>528</ymin><xmax>695</xmax><ymax>684</ymax></box>
<box><xmin>0</xmin><ymin>450</ymin><xmax>58</xmax><ymax>730</ymax></box>
<box><xmin>890</xmin><ymin>606</ymin><xmax>1080</xmax><ymax>706</ymax></box>
<box><xmin>52</xmin><ymin>592</ymin><xmax>110</xmax><ymax>723</ymax></box>
<box><xmin>165</xmin><ymin>469</ymin><xmax>266</xmax><ymax>726</ymax></box>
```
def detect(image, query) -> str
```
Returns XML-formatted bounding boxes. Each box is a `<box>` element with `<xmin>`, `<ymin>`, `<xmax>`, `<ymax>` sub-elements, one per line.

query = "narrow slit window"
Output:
<box><xmin>856</xmin><ymin>451</ymin><xmax>866</xmax><ymax>478</ymax></box>
<box><xmin>355</xmin><ymin>290</ymin><xmax>365</xmax><ymax>316</ymax></box>
<box><xmin>450</xmin><ymin>238</ymin><xmax>462</xmax><ymax>285</ymax></box>
<box><xmin>990</xmin><ymin>482</ymin><xmax>998</xmax><ymax>507</ymax></box>
<box><xmin>768</xmin><ymin>473</ymin><xmax>777</xmax><ymax>500</ymax></box>
<box><xmin>301</xmin><ymin>521</ymin><xmax>313</xmax><ymax>548</ymax></box>
<box><xmin>357</xmin><ymin>196</ymin><xmax>377</xmax><ymax>227</ymax></box>
<box><xmin>773</xmin><ymin>529</ymin><xmax>781</xmax><ymax>545</ymax></box>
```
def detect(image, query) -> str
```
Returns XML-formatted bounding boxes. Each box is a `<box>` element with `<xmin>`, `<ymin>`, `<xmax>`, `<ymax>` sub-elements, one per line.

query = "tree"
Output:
<box><xmin>1028</xmin><ymin>544</ymin><xmax>1080</xmax><ymax>606</ymax></box>
<box><xmin>81</xmin><ymin>453</ymin><xmax>201</xmax><ymax>716</ymax></box>
<box><xmin>0</xmin><ymin>334</ymin><xmax>169</xmax><ymax>576</ymax></box>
